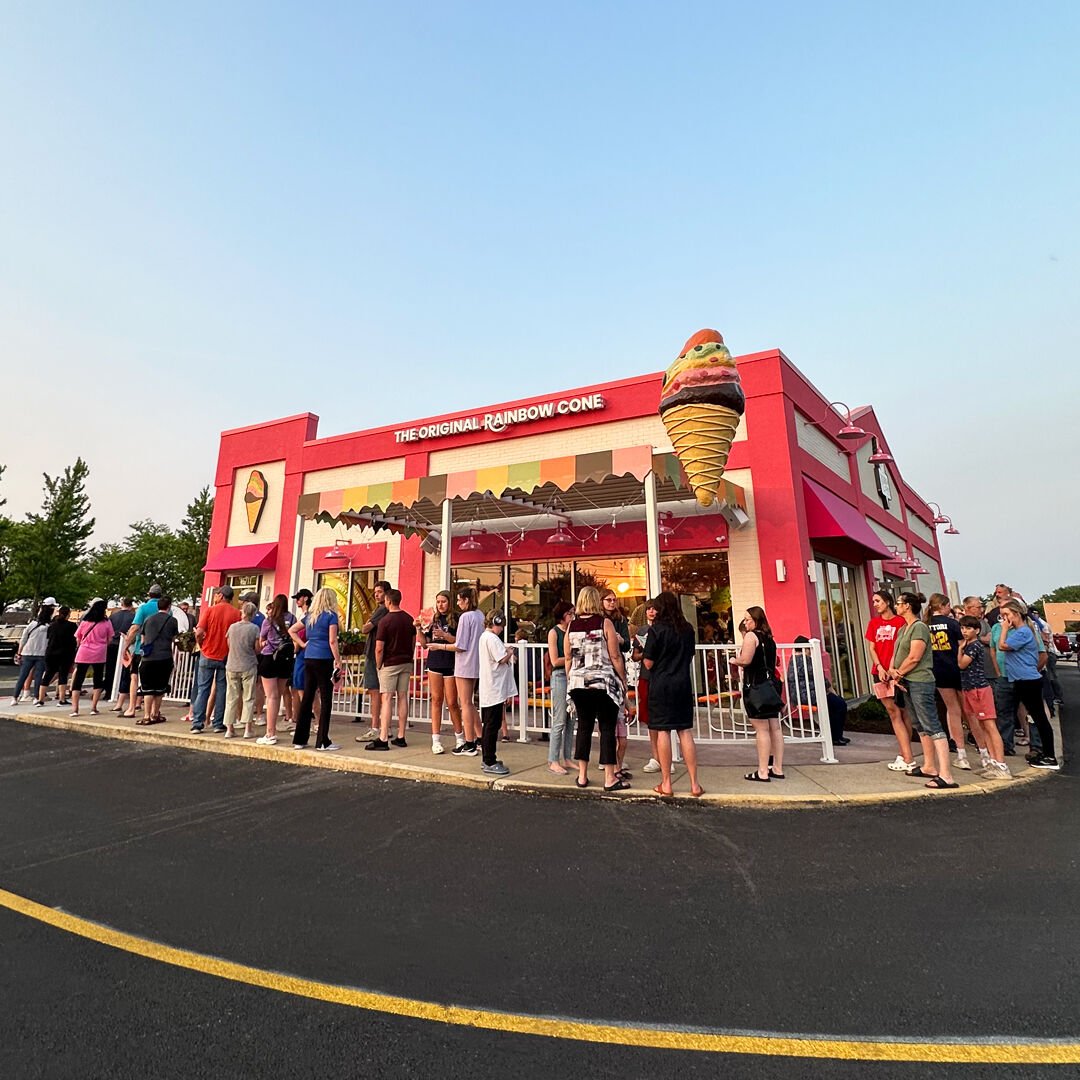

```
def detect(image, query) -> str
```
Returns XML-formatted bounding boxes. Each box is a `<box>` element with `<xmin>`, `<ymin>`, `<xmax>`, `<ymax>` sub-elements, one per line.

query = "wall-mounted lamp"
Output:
<box><xmin>775</xmin><ymin>559</ymin><xmax>787</xmax><ymax>582</ymax></box>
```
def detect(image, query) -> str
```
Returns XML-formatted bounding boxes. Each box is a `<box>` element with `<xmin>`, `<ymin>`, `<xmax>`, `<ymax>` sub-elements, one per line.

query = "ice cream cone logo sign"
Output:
<box><xmin>244</xmin><ymin>470</ymin><xmax>268</xmax><ymax>533</ymax></box>
<box><xmin>659</xmin><ymin>329</ymin><xmax>745</xmax><ymax>507</ymax></box>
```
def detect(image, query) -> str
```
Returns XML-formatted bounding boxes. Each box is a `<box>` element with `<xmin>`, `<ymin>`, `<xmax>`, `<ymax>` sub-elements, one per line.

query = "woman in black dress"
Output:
<box><xmin>642</xmin><ymin>591</ymin><xmax>703</xmax><ymax>797</ymax></box>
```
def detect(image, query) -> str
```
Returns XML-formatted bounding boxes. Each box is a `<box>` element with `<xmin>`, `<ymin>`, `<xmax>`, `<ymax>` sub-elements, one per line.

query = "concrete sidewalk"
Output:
<box><xmin>0</xmin><ymin>698</ymin><xmax>1056</xmax><ymax>806</ymax></box>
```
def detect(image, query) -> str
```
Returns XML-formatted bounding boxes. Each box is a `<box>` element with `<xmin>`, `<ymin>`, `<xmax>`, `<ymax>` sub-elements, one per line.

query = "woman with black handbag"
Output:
<box><xmin>256</xmin><ymin>594</ymin><xmax>296</xmax><ymax>745</ymax></box>
<box><xmin>732</xmin><ymin>606</ymin><xmax>785</xmax><ymax>782</ymax></box>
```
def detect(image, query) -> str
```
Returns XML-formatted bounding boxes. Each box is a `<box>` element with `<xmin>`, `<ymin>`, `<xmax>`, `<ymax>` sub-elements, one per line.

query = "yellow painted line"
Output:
<box><xmin>1</xmin><ymin>886</ymin><xmax>1077</xmax><ymax>1064</ymax></box>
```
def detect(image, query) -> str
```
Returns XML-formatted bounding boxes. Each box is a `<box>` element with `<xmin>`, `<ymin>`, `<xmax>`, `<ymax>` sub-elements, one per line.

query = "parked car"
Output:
<box><xmin>0</xmin><ymin>625</ymin><xmax>23</xmax><ymax>665</ymax></box>
<box><xmin>1055</xmin><ymin>632</ymin><xmax>1077</xmax><ymax>659</ymax></box>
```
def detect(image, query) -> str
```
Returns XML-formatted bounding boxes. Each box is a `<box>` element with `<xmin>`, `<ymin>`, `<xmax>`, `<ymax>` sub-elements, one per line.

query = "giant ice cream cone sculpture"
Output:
<box><xmin>659</xmin><ymin>329</ymin><xmax>745</xmax><ymax>507</ymax></box>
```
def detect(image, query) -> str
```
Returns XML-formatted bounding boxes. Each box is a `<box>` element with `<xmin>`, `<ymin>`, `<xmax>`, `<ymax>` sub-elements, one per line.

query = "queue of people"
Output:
<box><xmin>9</xmin><ymin>577</ymin><xmax>1064</xmax><ymax>793</ymax></box>
<box><xmin>866</xmin><ymin>585</ymin><xmax>1062</xmax><ymax>785</ymax></box>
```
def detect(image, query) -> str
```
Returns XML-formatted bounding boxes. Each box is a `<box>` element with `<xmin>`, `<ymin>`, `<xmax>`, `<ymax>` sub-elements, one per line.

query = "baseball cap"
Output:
<box><xmin>291</xmin><ymin>588</ymin><xmax>313</xmax><ymax>601</ymax></box>
<box><xmin>148</xmin><ymin>584</ymin><xmax>163</xmax><ymax>597</ymax></box>
<box><xmin>218</xmin><ymin>584</ymin><xmax>234</xmax><ymax>601</ymax></box>
<box><xmin>240</xmin><ymin>591</ymin><xmax>259</xmax><ymax>603</ymax></box>
<box><xmin>42</xmin><ymin>596</ymin><xmax>58</xmax><ymax>606</ymax></box>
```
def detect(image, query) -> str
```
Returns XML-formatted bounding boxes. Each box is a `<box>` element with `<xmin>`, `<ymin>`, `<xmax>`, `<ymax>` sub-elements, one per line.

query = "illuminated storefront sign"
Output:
<box><xmin>394</xmin><ymin>393</ymin><xmax>605</xmax><ymax>443</ymax></box>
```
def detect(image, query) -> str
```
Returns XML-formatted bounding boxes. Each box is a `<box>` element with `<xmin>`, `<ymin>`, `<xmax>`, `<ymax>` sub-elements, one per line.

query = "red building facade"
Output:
<box><xmin>204</xmin><ymin>348</ymin><xmax>945</xmax><ymax>699</ymax></box>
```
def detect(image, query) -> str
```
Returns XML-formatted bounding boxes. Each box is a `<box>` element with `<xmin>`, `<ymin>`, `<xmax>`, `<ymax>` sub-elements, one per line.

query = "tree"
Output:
<box><xmin>176</xmin><ymin>486</ymin><xmax>213</xmax><ymax>602</ymax></box>
<box><xmin>87</xmin><ymin>521</ymin><xmax>186</xmax><ymax>602</ymax></box>
<box><xmin>8</xmin><ymin>458</ymin><xmax>95</xmax><ymax>608</ymax></box>
<box><xmin>1038</xmin><ymin>585</ymin><xmax>1080</xmax><ymax>605</ymax></box>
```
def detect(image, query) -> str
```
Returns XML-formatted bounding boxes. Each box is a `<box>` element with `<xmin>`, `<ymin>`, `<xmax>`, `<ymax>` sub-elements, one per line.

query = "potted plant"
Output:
<box><xmin>339</xmin><ymin>628</ymin><xmax>365</xmax><ymax>656</ymax></box>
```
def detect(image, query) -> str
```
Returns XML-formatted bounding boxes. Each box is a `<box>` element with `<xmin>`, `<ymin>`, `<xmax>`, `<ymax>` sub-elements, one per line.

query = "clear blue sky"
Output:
<box><xmin>1</xmin><ymin>2</ymin><xmax>1076</xmax><ymax>598</ymax></box>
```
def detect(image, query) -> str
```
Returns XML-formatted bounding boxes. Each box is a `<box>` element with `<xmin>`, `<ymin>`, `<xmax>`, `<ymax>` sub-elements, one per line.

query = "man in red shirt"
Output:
<box><xmin>191</xmin><ymin>585</ymin><xmax>242</xmax><ymax>733</ymax></box>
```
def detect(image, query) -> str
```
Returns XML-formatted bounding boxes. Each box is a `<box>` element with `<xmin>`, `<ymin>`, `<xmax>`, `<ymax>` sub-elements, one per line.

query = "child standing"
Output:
<box><xmin>477</xmin><ymin>613</ymin><xmax>515</xmax><ymax>776</ymax></box>
<box><xmin>957</xmin><ymin>616</ymin><xmax>1009</xmax><ymax>779</ymax></box>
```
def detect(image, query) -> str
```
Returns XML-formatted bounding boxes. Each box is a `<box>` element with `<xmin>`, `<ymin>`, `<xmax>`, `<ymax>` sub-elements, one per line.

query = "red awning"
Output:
<box><xmin>802</xmin><ymin>478</ymin><xmax>894</xmax><ymax>560</ymax></box>
<box><xmin>203</xmin><ymin>542</ymin><xmax>279</xmax><ymax>572</ymax></box>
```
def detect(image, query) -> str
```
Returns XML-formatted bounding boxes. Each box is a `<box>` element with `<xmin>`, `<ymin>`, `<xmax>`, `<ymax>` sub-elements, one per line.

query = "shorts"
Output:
<box><xmin>904</xmin><ymin>679</ymin><xmax>946</xmax><ymax>740</ymax></box>
<box><xmin>139</xmin><ymin>658</ymin><xmax>173</xmax><ymax>697</ymax></box>
<box><xmin>362</xmin><ymin>655</ymin><xmax>381</xmax><ymax>690</ymax></box>
<box><xmin>933</xmin><ymin>670</ymin><xmax>962</xmax><ymax>692</ymax></box>
<box><xmin>257</xmin><ymin>653</ymin><xmax>292</xmax><ymax>681</ymax></box>
<box><xmin>961</xmin><ymin>686</ymin><xmax>996</xmax><ymax>722</ymax></box>
<box><xmin>378</xmin><ymin>662</ymin><xmax>412</xmax><ymax>695</ymax></box>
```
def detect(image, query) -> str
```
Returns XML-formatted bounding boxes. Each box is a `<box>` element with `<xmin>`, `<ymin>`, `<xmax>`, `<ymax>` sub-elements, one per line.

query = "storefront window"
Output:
<box><xmin>316</xmin><ymin>569</ymin><xmax>378</xmax><ymax>630</ymax></box>
<box><xmin>226</xmin><ymin>574</ymin><xmax>261</xmax><ymax>607</ymax></box>
<box><xmin>507</xmin><ymin>560</ymin><xmax>573</xmax><ymax>633</ymax></box>
<box><xmin>814</xmin><ymin>556</ymin><xmax>867</xmax><ymax>699</ymax></box>
<box><xmin>575</xmin><ymin>558</ymin><xmax>648</xmax><ymax>627</ymax></box>
<box><xmin>661</xmin><ymin>551</ymin><xmax>731</xmax><ymax>642</ymax></box>
<box><xmin>451</xmin><ymin>564</ymin><xmax>505</xmax><ymax>621</ymax></box>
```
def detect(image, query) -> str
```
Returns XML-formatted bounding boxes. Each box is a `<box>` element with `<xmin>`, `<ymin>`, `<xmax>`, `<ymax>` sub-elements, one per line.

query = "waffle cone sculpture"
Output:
<box><xmin>659</xmin><ymin>329</ymin><xmax>745</xmax><ymax>507</ymax></box>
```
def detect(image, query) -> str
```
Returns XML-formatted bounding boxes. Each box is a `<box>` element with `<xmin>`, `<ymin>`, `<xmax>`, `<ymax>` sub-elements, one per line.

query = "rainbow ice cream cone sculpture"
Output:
<box><xmin>659</xmin><ymin>329</ymin><xmax>745</xmax><ymax>507</ymax></box>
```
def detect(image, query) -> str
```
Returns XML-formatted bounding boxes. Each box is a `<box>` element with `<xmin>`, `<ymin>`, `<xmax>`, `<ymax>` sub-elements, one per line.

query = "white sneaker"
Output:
<box><xmin>955</xmin><ymin>755</ymin><xmax>972</xmax><ymax>771</ymax></box>
<box><xmin>364</xmin><ymin>727</ymin><xmax>380</xmax><ymax>741</ymax></box>
<box><xmin>643</xmin><ymin>758</ymin><xmax>661</xmax><ymax>773</ymax></box>
<box><xmin>9</xmin><ymin>697</ymin><xmax>20</xmax><ymax>707</ymax></box>
<box><xmin>432</xmin><ymin>740</ymin><xmax>445</xmax><ymax>755</ymax></box>
<box><xmin>316</xmin><ymin>743</ymin><xmax>341</xmax><ymax>752</ymax></box>
<box><xmin>255</xmin><ymin>735</ymin><xmax>278</xmax><ymax>746</ymax></box>
<box><xmin>887</xmin><ymin>756</ymin><xmax>916</xmax><ymax>772</ymax></box>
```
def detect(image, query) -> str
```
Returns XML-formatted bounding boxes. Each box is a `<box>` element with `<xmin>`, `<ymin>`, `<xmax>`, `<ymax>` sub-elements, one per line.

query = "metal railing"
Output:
<box><xmin>152</xmin><ymin>639</ymin><xmax>836</xmax><ymax>763</ymax></box>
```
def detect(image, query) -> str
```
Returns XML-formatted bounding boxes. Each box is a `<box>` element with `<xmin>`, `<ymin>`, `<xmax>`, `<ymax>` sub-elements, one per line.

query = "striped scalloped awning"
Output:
<box><xmin>297</xmin><ymin>446</ymin><xmax>746</xmax><ymax>522</ymax></box>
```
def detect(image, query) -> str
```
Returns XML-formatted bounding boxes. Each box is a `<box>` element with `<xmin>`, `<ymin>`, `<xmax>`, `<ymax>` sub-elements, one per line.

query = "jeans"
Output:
<box><xmin>547</xmin><ymin>670</ymin><xmax>574</xmax><ymax>763</ymax></box>
<box><xmin>906</xmin><ymin>680</ymin><xmax>945</xmax><ymax>740</ymax></box>
<box><xmin>192</xmin><ymin>657</ymin><xmax>228</xmax><ymax>730</ymax></box>
<box><xmin>990</xmin><ymin>677</ymin><xmax>1016</xmax><ymax>752</ymax></box>
<box><xmin>571</xmin><ymin>688</ymin><xmax>619</xmax><ymax>765</ymax></box>
<box><xmin>225</xmin><ymin>669</ymin><xmax>257</xmax><ymax>728</ymax></box>
<box><xmin>14</xmin><ymin>656</ymin><xmax>46</xmax><ymax>700</ymax></box>
<box><xmin>1015</xmin><ymin>678</ymin><xmax>1055</xmax><ymax>759</ymax></box>
<box><xmin>826</xmin><ymin>691</ymin><xmax>847</xmax><ymax>742</ymax></box>
<box><xmin>1045</xmin><ymin>653</ymin><xmax>1063</xmax><ymax>702</ymax></box>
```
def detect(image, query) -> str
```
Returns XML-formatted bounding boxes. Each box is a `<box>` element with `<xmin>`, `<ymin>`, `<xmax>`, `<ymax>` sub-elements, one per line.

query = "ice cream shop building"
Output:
<box><xmin>204</xmin><ymin>341</ymin><xmax>948</xmax><ymax>701</ymax></box>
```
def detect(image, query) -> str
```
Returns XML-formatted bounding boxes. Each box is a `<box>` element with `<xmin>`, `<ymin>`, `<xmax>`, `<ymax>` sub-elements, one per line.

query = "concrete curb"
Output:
<box><xmin>3</xmin><ymin>711</ymin><xmax>1052</xmax><ymax>808</ymax></box>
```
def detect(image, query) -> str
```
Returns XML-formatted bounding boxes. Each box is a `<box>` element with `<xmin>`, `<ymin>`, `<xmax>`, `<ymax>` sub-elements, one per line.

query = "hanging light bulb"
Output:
<box><xmin>658</xmin><ymin>512</ymin><xmax>676</xmax><ymax>538</ymax></box>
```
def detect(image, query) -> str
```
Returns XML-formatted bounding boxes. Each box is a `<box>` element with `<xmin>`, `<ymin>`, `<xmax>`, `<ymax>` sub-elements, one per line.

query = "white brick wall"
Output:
<box><xmin>795</xmin><ymin>411</ymin><xmax>850</xmax><ymax>481</ymax></box>
<box><xmin>427</xmin><ymin>412</ymin><xmax>747</xmax><ymax>475</ymax></box>
<box><xmin>721</xmin><ymin>467</ymin><xmax>765</xmax><ymax>618</ymax></box>
<box><xmin>868</xmin><ymin>518</ymin><xmax>907</xmax><ymax>553</ymax></box>
<box><xmin>907</xmin><ymin>513</ymin><xmax>935</xmax><ymax>544</ymax></box>
<box><xmin>302</xmin><ymin>457</ymin><xmax>406</xmax><ymax>494</ymax></box>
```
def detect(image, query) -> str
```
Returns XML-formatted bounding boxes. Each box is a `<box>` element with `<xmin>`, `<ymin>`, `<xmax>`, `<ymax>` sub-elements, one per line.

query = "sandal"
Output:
<box><xmin>135</xmin><ymin>718</ymin><xmax>152</xmax><ymax>725</ymax></box>
<box><xmin>575</xmin><ymin>778</ymin><xmax>589</xmax><ymax>788</ymax></box>
<box><xmin>907</xmin><ymin>766</ymin><xmax>935</xmax><ymax>778</ymax></box>
<box><xmin>768</xmin><ymin>768</ymin><xmax>786</xmax><ymax>780</ymax></box>
<box><xmin>744</xmin><ymin>772</ymin><xmax>770</xmax><ymax>783</ymax></box>
<box><xmin>925</xmin><ymin>776</ymin><xmax>959</xmax><ymax>790</ymax></box>
<box><xmin>690</xmin><ymin>787</ymin><xmax>705</xmax><ymax>798</ymax></box>
<box><xmin>616</xmin><ymin>768</ymin><xmax>633</xmax><ymax>781</ymax></box>
<box><xmin>652</xmin><ymin>784</ymin><xmax>674</xmax><ymax>797</ymax></box>
<box><xmin>603</xmin><ymin>779</ymin><xmax>631</xmax><ymax>792</ymax></box>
